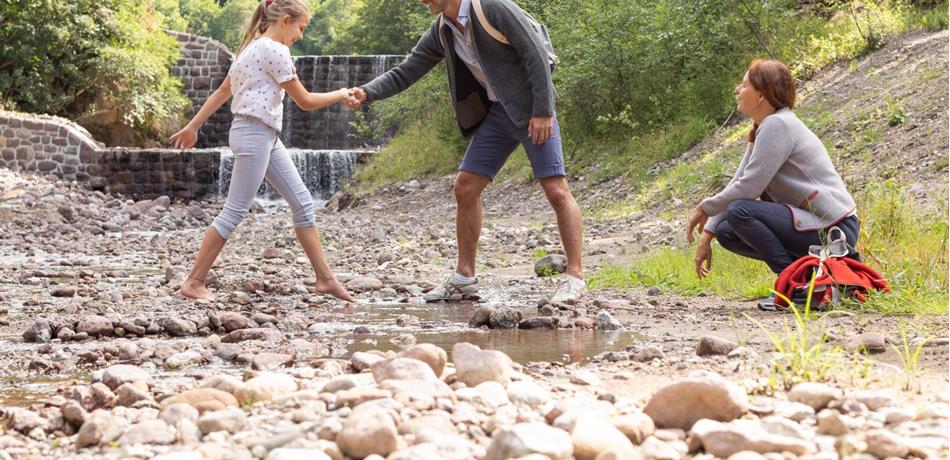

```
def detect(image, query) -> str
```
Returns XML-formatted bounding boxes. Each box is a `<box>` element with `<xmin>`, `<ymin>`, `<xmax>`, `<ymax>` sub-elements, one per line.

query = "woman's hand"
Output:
<box><xmin>686</xmin><ymin>203</ymin><xmax>709</xmax><ymax>244</ymax></box>
<box><xmin>170</xmin><ymin>126</ymin><xmax>198</xmax><ymax>149</ymax></box>
<box><xmin>694</xmin><ymin>237</ymin><xmax>713</xmax><ymax>278</ymax></box>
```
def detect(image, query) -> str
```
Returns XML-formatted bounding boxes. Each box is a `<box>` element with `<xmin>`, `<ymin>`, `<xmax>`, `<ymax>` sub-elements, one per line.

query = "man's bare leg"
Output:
<box><xmin>454</xmin><ymin>171</ymin><xmax>491</xmax><ymax>277</ymax></box>
<box><xmin>540</xmin><ymin>176</ymin><xmax>584</xmax><ymax>279</ymax></box>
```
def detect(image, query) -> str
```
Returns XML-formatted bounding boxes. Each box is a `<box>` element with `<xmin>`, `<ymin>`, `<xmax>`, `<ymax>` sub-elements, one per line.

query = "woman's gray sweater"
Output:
<box><xmin>703</xmin><ymin>108</ymin><xmax>856</xmax><ymax>233</ymax></box>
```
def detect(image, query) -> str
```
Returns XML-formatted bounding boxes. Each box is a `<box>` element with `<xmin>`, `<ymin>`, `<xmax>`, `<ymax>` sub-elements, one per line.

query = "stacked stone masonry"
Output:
<box><xmin>168</xmin><ymin>30</ymin><xmax>234</xmax><ymax>148</ymax></box>
<box><xmin>0</xmin><ymin>111</ymin><xmax>225</xmax><ymax>199</ymax></box>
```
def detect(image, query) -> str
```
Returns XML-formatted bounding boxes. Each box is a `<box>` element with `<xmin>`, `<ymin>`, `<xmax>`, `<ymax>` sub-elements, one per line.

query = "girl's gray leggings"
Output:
<box><xmin>211</xmin><ymin>116</ymin><xmax>315</xmax><ymax>239</ymax></box>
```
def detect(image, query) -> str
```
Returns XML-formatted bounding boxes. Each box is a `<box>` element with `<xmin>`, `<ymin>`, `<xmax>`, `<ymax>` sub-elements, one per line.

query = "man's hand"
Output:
<box><xmin>169</xmin><ymin>126</ymin><xmax>198</xmax><ymax>149</ymax></box>
<box><xmin>344</xmin><ymin>87</ymin><xmax>367</xmax><ymax>111</ymax></box>
<box><xmin>528</xmin><ymin>116</ymin><xmax>554</xmax><ymax>145</ymax></box>
<box><xmin>686</xmin><ymin>203</ymin><xmax>709</xmax><ymax>244</ymax></box>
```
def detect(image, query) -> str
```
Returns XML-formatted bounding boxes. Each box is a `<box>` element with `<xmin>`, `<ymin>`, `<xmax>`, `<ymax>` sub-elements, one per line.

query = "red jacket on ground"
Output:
<box><xmin>774</xmin><ymin>255</ymin><xmax>890</xmax><ymax>308</ymax></box>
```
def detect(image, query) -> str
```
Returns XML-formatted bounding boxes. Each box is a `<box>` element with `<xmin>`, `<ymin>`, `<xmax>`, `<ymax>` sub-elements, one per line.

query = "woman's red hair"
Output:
<box><xmin>747</xmin><ymin>59</ymin><xmax>796</xmax><ymax>143</ymax></box>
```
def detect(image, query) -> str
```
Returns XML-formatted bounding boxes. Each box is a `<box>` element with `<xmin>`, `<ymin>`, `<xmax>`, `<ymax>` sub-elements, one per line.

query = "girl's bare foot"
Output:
<box><xmin>312</xmin><ymin>277</ymin><xmax>355</xmax><ymax>302</ymax></box>
<box><xmin>181</xmin><ymin>277</ymin><xmax>214</xmax><ymax>301</ymax></box>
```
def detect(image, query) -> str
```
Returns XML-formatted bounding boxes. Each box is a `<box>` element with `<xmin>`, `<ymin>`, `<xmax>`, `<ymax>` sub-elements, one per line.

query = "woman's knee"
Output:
<box><xmin>211</xmin><ymin>207</ymin><xmax>249</xmax><ymax>240</ymax></box>
<box><xmin>290</xmin><ymin>195</ymin><xmax>316</xmax><ymax>228</ymax></box>
<box><xmin>725</xmin><ymin>199</ymin><xmax>758</xmax><ymax>224</ymax></box>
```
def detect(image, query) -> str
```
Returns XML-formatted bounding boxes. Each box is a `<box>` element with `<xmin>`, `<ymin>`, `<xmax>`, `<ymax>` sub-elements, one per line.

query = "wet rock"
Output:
<box><xmin>595</xmin><ymin>311</ymin><xmax>623</xmax><ymax>330</ymax></box>
<box><xmin>696</xmin><ymin>335</ymin><xmax>738</xmax><ymax>356</ymax></box>
<box><xmin>534</xmin><ymin>254</ymin><xmax>568</xmax><ymax>277</ymax></box>
<box><xmin>399</xmin><ymin>343</ymin><xmax>447</xmax><ymax>377</ymax></box>
<box><xmin>197</xmin><ymin>407</ymin><xmax>248</xmax><ymax>434</ymax></box>
<box><xmin>252</xmin><ymin>352</ymin><xmax>294</xmax><ymax>370</ymax></box>
<box><xmin>351</xmin><ymin>351</ymin><xmax>386</xmax><ymax>371</ymax></box>
<box><xmin>507</xmin><ymin>381</ymin><xmax>552</xmax><ymax>408</ymax></box>
<box><xmin>469</xmin><ymin>306</ymin><xmax>495</xmax><ymax>328</ymax></box>
<box><xmin>519</xmin><ymin>316</ymin><xmax>559</xmax><ymax>329</ymax></box>
<box><xmin>222</xmin><ymin>328</ymin><xmax>283</xmax><ymax>343</ymax></box>
<box><xmin>22</xmin><ymin>319</ymin><xmax>52</xmax><ymax>343</ymax></box>
<box><xmin>118</xmin><ymin>419</ymin><xmax>175</xmax><ymax>446</ymax></box>
<box><xmin>101</xmin><ymin>364</ymin><xmax>153</xmax><ymax>390</ymax></box>
<box><xmin>2</xmin><ymin>408</ymin><xmax>48</xmax><ymax>434</ymax></box>
<box><xmin>159</xmin><ymin>403</ymin><xmax>199</xmax><ymax>426</ymax></box>
<box><xmin>115</xmin><ymin>382</ymin><xmax>152</xmax><ymax>407</ymax></box>
<box><xmin>76</xmin><ymin>410</ymin><xmax>118</xmax><ymax>448</ymax></box>
<box><xmin>538</xmin><ymin>304</ymin><xmax>558</xmax><ymax>317</ymax></box>
<box><xmin>218</xmin><ymin>312</ymin><xmax>250</xmax><ymax>332</ymax></box>
<box><xmin>612</xmin><ymin>411</ymin><xmax>656</xmax><ymax>445</ymax></box>
<box><xmin>574</xmin><ymin>317</ymin><xmax>595</xmax><ymax>329</ymax></box>
<box><xmin>691</xmin><ymin>419</ymin><xmax>814</xmax><ymax>457</ymax></box>
<box><xmin>336</xmin><ymin>403</ymin><xmax>400</xmax><ymax>458</ymax></box>
<box><xmin>572</xmin><ymin>415</ymin><xmax>636</xmax><ymax>460</ymax></box>
<box><xmin>848</xmin><ymin>332</ymin><xmax>887</xmax><ymax>354</ymax></box>
<box><xmin>164</xmin><ymin>350</ymin><xmax>204</xmax><ymax>369</ymax></box>
<box><xmin>76</xmin><ymin>315</ymin><xmax>114</xmax><ymax>337</ymax></box>
<box><xmin>160</xmin><ymin>317</ymin><xmax>197</xmax><ymax>336</ymax></box>
<box><xmin>235</xmin><ymin>373</ymin><xmax>297</xmax><ymax>404</ymax></box>
<box><xmin>61</xmin><ymin>401</ymin><xmax>88</xmax><ymax>428</ymax></box>
<box><xmin>162</xmin><ymin>388</ymin><xmax>239</xmax><ymax>413</ymax></box>
<box><xmin>633</xmin><ymin>345</ymin><xmax>665</xmax><ymax>362</ymax></box>
<box><xmin>346</xmin><ymin>276</ymin><xmax>384</xmax><ymax>292</ymax></box>
<box><xmin>489</xmin><ymin>307</ymin><xmax>523</xmax><ymax>329</ymax></box>
<box><xmin>643</xmin><ymin>372</ymin><xmax>749</xmax><ymax>430</ymax></box>
<box><xmin>788</xmin><ymin>382</ymin><xmax>842</xmax><ymax>411</ymax></box>
<box><xmin>51</xmin><ymin>287</ymin><xmax>77</xmax><ymax>297</ymax></box>
<box><xmin>453</xmin><ymin>342</ymin><xmax>513</xmax><ymax>387</ymax></box>
<box><xmin>486</xmin><ymin>422</ymin><xmax>573</xmax><ymax>460</ymax></box>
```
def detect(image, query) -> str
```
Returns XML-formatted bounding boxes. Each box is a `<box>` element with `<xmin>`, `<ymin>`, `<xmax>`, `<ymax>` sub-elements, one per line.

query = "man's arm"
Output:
<box><xmin>483</xmin><ymin>0</ymin><xmax>555</xmax><ymax>118</ymax></box>
<box><xmin>360</xmin><ymin>20</ymin><xmax>446</xmax><ymax>103</ymax></box>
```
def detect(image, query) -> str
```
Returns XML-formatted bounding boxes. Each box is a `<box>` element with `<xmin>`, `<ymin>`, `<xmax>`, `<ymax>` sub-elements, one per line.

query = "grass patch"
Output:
<box><xmin>591</xmin><ymin>183</ymin><xmax>949</xmax><ymax>316</ymax></box>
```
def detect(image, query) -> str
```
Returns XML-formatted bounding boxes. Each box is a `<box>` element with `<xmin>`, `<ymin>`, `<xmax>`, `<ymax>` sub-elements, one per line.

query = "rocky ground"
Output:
<box><xmin>0</xmin><ymin>29</ymin><xmax>947</xmax><ymax>460</ymax></box>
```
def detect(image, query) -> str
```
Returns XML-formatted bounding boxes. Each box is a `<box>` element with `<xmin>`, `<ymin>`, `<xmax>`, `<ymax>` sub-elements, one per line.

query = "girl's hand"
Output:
<box><xmin>170</xmin><ymin>126</ymin><xmax>198</xmax><ymax>149</ymax></box>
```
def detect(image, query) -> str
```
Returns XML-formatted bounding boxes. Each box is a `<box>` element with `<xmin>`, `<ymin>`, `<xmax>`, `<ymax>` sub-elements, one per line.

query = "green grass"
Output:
<box><xmin>590</xmin><ymin>183</ymin><xmax>949</xmax><ymax>316</ymax></box>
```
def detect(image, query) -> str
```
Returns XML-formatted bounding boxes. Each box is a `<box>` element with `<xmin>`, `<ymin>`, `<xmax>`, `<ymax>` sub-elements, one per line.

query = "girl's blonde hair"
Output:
<box><xmin>237</xmin><ymin>0</ymin><xmax>311</xmax><ymax>53</ymax></box>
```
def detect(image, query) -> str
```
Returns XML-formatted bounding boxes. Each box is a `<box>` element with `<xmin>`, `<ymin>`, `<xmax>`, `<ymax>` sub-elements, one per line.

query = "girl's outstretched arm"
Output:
<box><xmin>282</xmin><ymin>79</ymin><xmax>353</xmax><ymax>111</ymax></box>
<box><xmin>170</xmin><ymin>77</ymin><xmax>233</xmax><ymax>149</ymax></box>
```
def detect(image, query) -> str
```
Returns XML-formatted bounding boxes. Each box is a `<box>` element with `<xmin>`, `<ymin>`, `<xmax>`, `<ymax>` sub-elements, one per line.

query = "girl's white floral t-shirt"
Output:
<box><xmin>229</xmin><ymin>37</ymin><xmax>296</xmax><ymax>131</ymax></box>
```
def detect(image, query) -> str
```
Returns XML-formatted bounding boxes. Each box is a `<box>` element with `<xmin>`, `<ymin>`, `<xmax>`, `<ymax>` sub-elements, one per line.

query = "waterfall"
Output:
<box><xmin>215</xmin><ymin>149</ymin><xmax>365</xmax><ymax>203</ymax></box>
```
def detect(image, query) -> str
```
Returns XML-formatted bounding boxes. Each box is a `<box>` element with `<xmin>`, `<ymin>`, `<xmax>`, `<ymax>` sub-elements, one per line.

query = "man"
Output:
<box><xmin>347</xmin><ymin>0</ymin><xmax>585</xmax><ymax>303</ymax></box>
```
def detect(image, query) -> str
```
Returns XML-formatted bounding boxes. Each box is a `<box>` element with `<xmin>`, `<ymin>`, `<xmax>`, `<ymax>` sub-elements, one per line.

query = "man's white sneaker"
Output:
<box><xmin>550</xmin><ymin>275</ymin><xmax>586</xmax><ymax>303</ymax></box>
<box><xmin>423</xmin><ymin>275</ymin><xmax>479</xmax><ymax>302</ymax></box>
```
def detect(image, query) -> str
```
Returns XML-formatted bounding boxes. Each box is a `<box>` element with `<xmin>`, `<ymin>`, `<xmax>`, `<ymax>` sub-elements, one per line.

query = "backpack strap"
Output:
<box><xmin>438</xmin><ymin>14</ymin><xmax>446</xmax><ymax>51</ymax></box>
<box><xmin>471</xmin><ymin>0</ymin><xmax>510</xmax><ymax>45</ymax></box>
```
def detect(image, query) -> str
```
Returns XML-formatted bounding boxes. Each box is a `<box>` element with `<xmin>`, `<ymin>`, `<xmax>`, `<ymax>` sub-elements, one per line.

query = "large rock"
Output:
<box><xmin>489</xmin><ymin>308</ymin><xmax>523</xmax><ymax>329</ymax></box>
<box><xmin>221</xmin><ymin>328</ymin><xmax>283</xmax><ymax>343</ymax></box>
<box><xmin>118</xmin><ymin>419</ymin><xmax>176</xmax><ymax>446</ymax></box>
<box><xmin>346</xmin><ymin>276</ymin><xmax>384</xmax><ymax>292</ymax></box>
<box><xmin>235</xmin><ymin>373</ymin><xmax>297</xmax><ymax>404</ymax></box>
<box><xmin>198</xmin><ymin>375</ymin><xmax>247</xmax><ymax>396</ymax></box>
<box><xmin>612</xmin><ymin>411</ymin><xmax>655</xmax><ymax>445</ymax></box>
<box><xmin>101</xmin><ymin>364</ymin><xmax>153</xmax><ymax>390</ymax></box>
<box><xmin>76</xmin><ymin>410</ymin><xmax>119</xmax><ymax>448</ymax></box>
<box><xmin>865</xmin><ymin>429</ymin><xmax>909</xmax><ymax>458</ymax></box>
<box><xmin>115</xmin><ymin>382</ymin><xmax>153</xmax><ymax>407</ymax></box>
<box><xmin>507</xmin><ymin>380</ymin><xmax>552</xmax><ymax>408</ymax></box>
<box><xmin>76</xmin><ymin>315</ymin><xmax>114</xmax><ymax>337</ymax></box>
<box><xmin>534</xmin><ymin>254</ymin><xmax>568</xmax><ymax>277</ymax></box>
<box><xmin>486</xmin><ymin>422</ymin><xmax>573</xmax><ymax>460</ymax></box>
<box><xmin>336</xmin><ymin>403</ymin><xmax>400</xmax><ymax>458</ymax></box>
<box><xmin>251</xmin><ymin>352</ymin><xmax>294</xmax><ymax>370</ymax></box>
<box><xmin>1</xmin><ymin>408</ymin><xmax>48</xmax><ymax>434</ymax></box>
<box><xmin>160</xmin><ymin>317</ymin><xmax>197</xmax><ymax>336</ymax></box>
<box><xmin>788</xmin><ymin>382</ymin><xmax>842</xmax><ymax>411</ymax></box>
<box><xmin>696</xmin><ymin>335</ymin><xmax>739</xmax><ymax>356</ymax></box>
<box><xmin>399</xmin><ymin>343</ymin><xmax>447</xmax><ymax>377</ymax></box>
<box><xmin>164</xmin><ymin>350</ymin><xmax>204</xmax><ymax>369</ymax></box>
<box><xmin>218</xmin><ymin>312</ymin><xmax>249</xmax><ymax>332</ymax></box>
<box><xmin>691</xmin><ymin>419</ymin><xmax>815</xmax><ymax>457</ymax></box>
<box><xmin>595</xmin><ymin>311</ymin><xmax>623</xmax><ymax>330</ymax></box>
<box><xmin>452</xmin><ymin>342</ymin><xmax>513</xmax><ymax>387</ymax></box>
<box><xmin>161</xmin><ymin>388</ymin><xmax>238</xmax><ymax>413</ymax></box>
<box><xmin>572</xmin><ymin>415</ymin><xmax>637</xmax><ymax>460</ymax></box>
<box><xmin>643</xmin><ymin>373</ymin><xmax>748</xmax><ymax>430</ymax></box>
<box><xmin>197</xmin><ymin>407</ymin><xmax>248</xmax><ymax>434</ymax></box>
<box><xmin>371</xmin><ymin>357</ymin><xmax>438</xmax><ymax>383</ymax></box>
<box><xmin>159</xmin><ymin>403</ymin><xmax>199</xmax><ymax>426</ymax></box>
<box><xmin>22</xmin><ymin>319</ymin><xmax>52</xmax><ymax>343</ymax></box>
<box><xmin>350</xmin><ymin>351</ymin><xmax>386</xmax><ymax>371</ymax></box>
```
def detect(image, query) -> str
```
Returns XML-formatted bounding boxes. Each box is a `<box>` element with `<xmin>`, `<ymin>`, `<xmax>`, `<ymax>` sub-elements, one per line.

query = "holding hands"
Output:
<box><xmin>343</xmin><ymin>87</ymin><xmax>367</xmax><ymax>111</ymax></box>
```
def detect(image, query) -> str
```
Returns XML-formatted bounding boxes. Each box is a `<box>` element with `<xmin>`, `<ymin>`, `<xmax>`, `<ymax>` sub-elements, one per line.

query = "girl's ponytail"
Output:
<box><xmin>236</xmin><ymin>0</ymin><xmax>310</xmax><ymax>54</ymax></box>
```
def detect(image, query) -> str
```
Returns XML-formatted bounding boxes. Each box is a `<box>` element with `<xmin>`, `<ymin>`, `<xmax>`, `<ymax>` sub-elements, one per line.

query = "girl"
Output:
<box><xmin>171</xmin><ymin>0</ymin><xmax>356</xmax><ymax>302</ymax></box>
<box><xmin>685</xmin><ymin>59</ymin><xmax>860</xmax><ymax>310</ymax></box>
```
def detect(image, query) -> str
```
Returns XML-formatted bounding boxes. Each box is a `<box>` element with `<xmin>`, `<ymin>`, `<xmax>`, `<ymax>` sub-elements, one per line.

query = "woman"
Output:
<box><xmin>686</xmin><ymin>59</ymin><xmax>860</xmax><ymax>310</ymax></box>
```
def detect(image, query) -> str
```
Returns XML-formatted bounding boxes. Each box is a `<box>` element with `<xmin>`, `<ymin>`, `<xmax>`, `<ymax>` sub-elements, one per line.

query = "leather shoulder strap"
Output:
<box><xmin>471</xmin><ymin>0</ymin><xmax>510</xmax><ymax>45</ymax></box>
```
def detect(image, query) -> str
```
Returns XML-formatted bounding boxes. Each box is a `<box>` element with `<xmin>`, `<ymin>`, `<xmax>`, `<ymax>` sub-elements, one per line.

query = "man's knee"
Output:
<box><xmin>540</xmin><ymin>178</ymin><xmax>574</xmax><ymax>208</ymax></box>
<box><xmin>454</xmin><ymin>174</ymin><xmax>486</xmax><ymax>205</ymax></box>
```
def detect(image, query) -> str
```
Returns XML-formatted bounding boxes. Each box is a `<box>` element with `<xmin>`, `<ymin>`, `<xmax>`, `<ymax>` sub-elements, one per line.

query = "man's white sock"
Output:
<box><xmin>453</xmin><ymin>272</ymin><xmax>476</xmax><ymax>283</ymax></box>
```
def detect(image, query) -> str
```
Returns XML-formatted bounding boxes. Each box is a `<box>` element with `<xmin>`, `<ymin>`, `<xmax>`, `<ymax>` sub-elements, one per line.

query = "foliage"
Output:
<box><xmin>0</xmin><ymin>0</ymin><xmax>189</xmax><ymax>143</ymax></box>
<box><xmin>327</xmin><ymin>0</ymin><xmax>431</xmax><ymax>54</ymax></box>
<box><xmin>891</xmin><ymin>322</ymin><xmax>931</xmax><ymax>391</ymax></box>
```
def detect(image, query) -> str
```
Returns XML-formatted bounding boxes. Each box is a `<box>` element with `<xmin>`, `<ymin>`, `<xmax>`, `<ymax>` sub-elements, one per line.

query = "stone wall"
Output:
<box><xmin>0</xmin><ymin>111</ymin><xmax>225</xmax><ymax>199</ymax></box>
<box><xmin>168</xmin><ymin>30</ymin><xmax>233</xmax><ymax>149</ymax></box>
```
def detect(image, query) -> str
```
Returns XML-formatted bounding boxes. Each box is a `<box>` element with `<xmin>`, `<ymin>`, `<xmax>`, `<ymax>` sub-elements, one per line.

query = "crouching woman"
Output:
<box><xmin>686</xmin><ymin>59</ymin><xmax>860</xmax><ymax>309</ymax></box>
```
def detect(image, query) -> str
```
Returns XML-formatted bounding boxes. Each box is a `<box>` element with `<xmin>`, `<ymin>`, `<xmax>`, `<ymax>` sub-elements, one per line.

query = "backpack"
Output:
<box><xmin>774</xmin><ymin>227</ymin><xmax>890</xmax><ymax>310</ymax></box>
<box><xmin>439</xmin><ymin>0</ymin><xmax>559</xmax><ymax>70</ymax></box>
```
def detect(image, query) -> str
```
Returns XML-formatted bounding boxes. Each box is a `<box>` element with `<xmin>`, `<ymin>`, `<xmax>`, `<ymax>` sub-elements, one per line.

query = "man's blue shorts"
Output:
<box><xmin>459</xmin><ymin>102</ymin><xmax>566</xmax><ymax>181</ymax></box>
